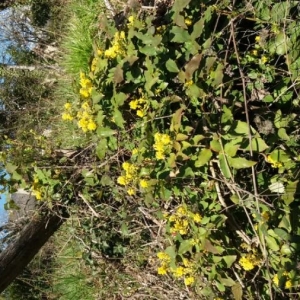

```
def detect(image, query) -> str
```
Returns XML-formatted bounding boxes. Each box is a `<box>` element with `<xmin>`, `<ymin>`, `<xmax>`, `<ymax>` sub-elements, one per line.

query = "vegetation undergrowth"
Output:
<box><xmin>2</xmin><ymin>0</ymin><xmax>300</xmax><ymax>299</ymax></box>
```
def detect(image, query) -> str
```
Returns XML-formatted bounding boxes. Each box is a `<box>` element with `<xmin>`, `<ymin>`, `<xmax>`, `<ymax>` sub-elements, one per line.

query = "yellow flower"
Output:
<box><xmin>239</xmin><ymin>256</ymin><xmax>255</xmax><ymax>271</ymax></box>
<box><xmin>157</xmin><ymin>252</ymin><xmax>170</xmax><ymax>262</ymax></box>
<box><xmin>139</xmin><ymin>179</ymin><xmax>148</xmax><ymax>188</ymax></box>
<box><xmin>32</xmin><ymin>190</ymin><xmax>42</xmax><ymax>200</ymax></box>
<box><xmin>261</xmin><ymin>211</ymin><xmax>270</xmax><ymax>222</ymax></box>
<box><xmin>104</xmin><ymin>48</ymin><xmax>117</xmax><ymax>59</ymax></box>
<box><xmin>62</xmin><ymin>112</ymin><xmax>73</xmax><ymax>121</ymax></box>
<box><xmin>129</xmin><ymin>99</ymin><xmax>139</xmax><ymax>110</ymax></box>
<box><xmin>87</xmin><ymin>120</ymin><xmax>97</xmax><ymax>131</ymax></box>
<box><xmin>127</xmin><ymin>188</ymin><xmax>135</xmax><ymax>196</ymax></box>
<box><xmin>193</xmin><ymin>213</ymin><xmax>202</xmax><ymax>223</ymax></box>
<box><xmin>184</xmin><ymin>80</ymin><xmax>193</xmax><ymax>87</ymax></box>
<box><xmin>255</xmin><ymin>36</ymin><xmax>261</xmax><ymax>42</ymax></box>
<box><xmin>128</xmin><ymin>15</ymin><xmax>135</xmax><ymax>25</ymax></box>
<box><xmin>132</xmin><ymin>148</ymin><xmax>138</xmax><ymax>155</ymax></box>
<box><xmin>136</xmin><ymin>109</ymin><xmax>145</xmax><ymax>117</ymax></box>
<box><xmin>172</xmin><ymin>266</ymin><xmax>185</xmax><ymax>278</ymax></box>
<box><xmin>97</xmin><ymin>49</ymin><xmax>102</xmax><ymax>56</ymax></box>
<box><xmin>120</xmin><ymin>31</ymin><xmax>126</xmax><ymax>40</ymax></box>
<box><xmin>184</xmin><ymin>276</ymin><xmax>195</xmax><ymax>285</ymax></box>
<box><xmin>117</xmin><ymin>176</ymin><xmax>127</xmax><ymax>185</ymax></box>
<box><xmin>184</xmin><ymin>18</ymin><xmax>192</xmax><ymax>26</ymax></box>
<box><xmin>261</xmin><ymin>55</ymin><xmax>268</xmax><ymax>64</ymax></box>
<box><xmin>273</xmin><ymin>274</ymin><xmax>279</xmax><ymax>286</ymax></box>
<box><xmin>64</xmin><ymin>103</ymin><xmax>72</xmax><ymax>110</ymax></box>
<box><xmin>80</xmin><ymin>87</ymin><xmax>92</xmax><ymax>98</ymax></box>
<box><xmin>177</xmin><ymin>206</ymin><xmax>187</xmax><ymax>216</ymax></box>
<box><xmin>81</xmin><ymin>102</ymin><xmax>90</xmax><ymax>110</ymax></box>
<box><xmin>266</xmin><ymin>155</ymin><xmax>282</xmax><ymax>168</ymax></box>
<box><xmin>251</xmin><ymin>49</ymin><xmax>258</xmax><ymax>56</ymax></box>
<box><xmin>157</xmin><ymin>265</ymin><xmax>168</xmax><ymax>275</ymax></box>
<box><xmin>285</xmin><ymin>279</ymin><xmax>292</xmax><ymax>289</ymax></box>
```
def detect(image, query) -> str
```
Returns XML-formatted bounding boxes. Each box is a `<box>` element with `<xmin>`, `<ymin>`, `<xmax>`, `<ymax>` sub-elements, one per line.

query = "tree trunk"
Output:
<box><xmin>0</xmin><ymin>210</ymin><xmax>68</xmax><ymax>293</ymax></box>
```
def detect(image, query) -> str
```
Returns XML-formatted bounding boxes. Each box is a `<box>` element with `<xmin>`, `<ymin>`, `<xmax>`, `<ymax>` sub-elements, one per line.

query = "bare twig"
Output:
<box><xmin>78</xmin><ymin>193</ymin><xmax>100</xmax><ymax>218</ymax></box>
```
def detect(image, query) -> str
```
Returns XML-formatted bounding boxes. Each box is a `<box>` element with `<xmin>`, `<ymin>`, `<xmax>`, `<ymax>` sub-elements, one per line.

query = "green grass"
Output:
<box><xmin>60</xmin><ymin>0</ymin><xmax>104</xmax><ymax>77</ymax></box>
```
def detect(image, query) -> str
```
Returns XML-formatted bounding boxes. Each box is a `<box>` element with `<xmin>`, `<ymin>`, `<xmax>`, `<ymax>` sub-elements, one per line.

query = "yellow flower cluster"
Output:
<box><xmin>77</xmin><ymin>101</ymin><xmax>97</xmax><ymax>132</ymax></box>
<box><xmin>157</xmin><ymin>252</ymin><xmax>170</xmax><ymax>275</ymax></box>
<box><xmin>128</xmin><ymin>15</ymin><xmax>135</xmax><ymax>26</ymax></box>
<box><xmin>129</xmin><ymin>98</ymin><xmax>148</xmax><ymax>117</ymax></box>
<box><xmin>184</xmin><ymin>18</ymin><xmax>192</xmax><ymax>26</ymax></box>
<box><xmin>104</xmin><ymin>31</ymin><xmax>126</xmax><ymax>59</ymax></box>
<box><xmin>239</xmin><ymin>253</ymin><xmax>261</xmax><ymax>271</ymax></box>
<box><xmin>117</xmin><ymin>161</ymin><xmax>150</xmax><ymax>195</ymax></box>
<box><xmin>157</xmin><ymin>252</ymin><xmax>195</xmax><ymax>286</ymax></box>
<box><xmin>168</xmin><ymin>205</ymin><xmax>202</xmax><ymax>236</ymax></box>
<box><xmin>266</xmin><ymin>155</ymin><xmax>283</xmax><ymax>168</ymax></box>
<box><xmin>273</xmin><ymin>272</ymin><xmax>293</xmax><ymax>289</ymax></box>
<box><xmin>62</xmin><ymin>102</ymin><xmax>73</xmax><ymax>121</ymax></box>
<box><xmin>91</xmin><ymin>49</ymin><xmax>103</xmax><ymax>73</ymax></box>
<box><xmin>80</xmin><ymin>72</ymin><xmax>93</xmax><ymax>98</ymax></box>
<box><xmin>31</xmin><ymin>176</ymin><xmax>43</xmax><ymax>200</ymax></box>
<box><xmin>153</xmin><ymin>132</ymin><xmax>172</xmax><ymax>160</ymax></box>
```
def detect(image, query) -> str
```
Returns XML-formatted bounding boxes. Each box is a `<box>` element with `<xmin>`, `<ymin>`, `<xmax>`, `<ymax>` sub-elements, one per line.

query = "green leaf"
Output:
<box><xmin>176</xmin><ymin>133</ymin><xmax>189</xmax><ymax>141</ymax></box>
<box><xmin>91</xmin><ymin>90</ymin><xmax>103</xmax><ymax>105</ymax></box>
<box><xmin>279</xmin><ymin>215</ymin><xmax>291</xmax><ymax>232</ymax></box>
<box><xmin>224</xmin><ymin>141</ymin><xmax>240</xmax><ymax>157</ymax></box>
<box><xmin>228</xmin><ymin>157</ymin><xmax>256</xmax><ymax>169</ymax></box>
<box><xmin>223</xmin><ymin>255</ymin><xmax>237</xmax><ymax>268</ymax></box>
<box><xmin>113</xmin><ymin>109</ymin><xmax>125</xmax><ymax>129</ymax></box>
<box><xmin>282</xmin><ymin>180</ymin><xmax>298</xmax><ymax>205</ymax></box>
<box><xmin>265</xmin><ymin>234</ymin><xmax>279</xmax><ymax>251</ymax></box>
<box><xmin>230</xmin><ymin>194</ymin><xmax>240</xmax><ymax>204</ymax></box>
<box><xmin>173</xmin><ymin>13</ymin><xmax>187</xmax><ymax>28</ymax></box>
<box><xmin>178</xmin><ymin>240</ymin><xmax>192</xmax><ymax>254</ymax></box>
<box><xmin>170</xmin><ymin>26</ymin><xmax>190</xmax><ymax>43</ymax></box>
<box><xmin>234</xmin><ymin>121</ymin><xmax>251</xmax><ymax>135</ymax></box>
<box><xmin>219</xmin><ymin>153</ymin><xmax>231</xmax><ymax>178</ymax></box>
<box><xmin>219</xmin><ymin>276</ymin><xmax>236</xmax><ymax>287</ymax></box>
<box><xmin>96</xmin><ymin>139</ymin><xmax>107</xmax><ymax>159</ymax></box>
<box><xmin>101</xmin><ymin>174</ymin><xmax>113</xmax><ymax>186</ymax></box>
<box><xmin>170</xmin><ymin>107</ymin><xmax>184</xmax><ymax>132</ymax></box>
<box><xmin>113</xmin><ymin>92</ymin><xmax>127</xmax><ymax>107</ymax></box>
<box><xmin>139</xmin><ymin>46</ymin><xmax>157</xmax><ymax>56</ymax></box>
<box><xmin>192</xmin><ymin>135</ymin><xmax>205</xmax><ymax>145</ymax></box>
<box><xmin>172</xmin><ymin>0</ymin><xmax>191</xmax><ymax>13</ymax></box>
<box><xmin>211</xmin><ymin>63</ymin><xmax>224</xmax><ymax>87</ymax></box>
<box><xmin>274</xmin><ymin>228</ymin><xmax>291</xmax><ymax>241</ymax></box>
<box><xmin>195</xmin><ymin>148</ymin><xmax>212</xmax><ymax>167</ymax></box>
<box><xmin>210</xmin><ymin>139</ymin><xmax>221</xmax><ymax>152</ymax></box>
<box><xmin>278</xmin><ymin>128</ymin><xmax>290</xmax><ymax>140</ymax></box>
<box><xmin>243</xmin><ymin>137</ymin><xmax>269</xmax><ymax>152</ymax></box>
<box><xmin>221</xmin><ymin>105</ymin><xmax>233</xmax><ymax>124</ymax></box>
<box><xmin>165</xmin><ymin>245</ymin><xmax>176</xmax><ymax>260</ymax></box>
<box><xmin>96</xmin><ymin>127</ymin><xmax>116</xmax><ymax>137</ymax></box>
<box><xmin>6</xmin><ymin>162</ymin><xmax>17</xmax><ymax>174</ymax></box>
<box><xmin>215</xmin><ymin>281</ymin><xmax>225</xmax><ymax>292</ymax></box>
<box><xmin>166</xmin><ymin>59</ymin><xmax>179</xmax><ymax>73</ymax></box>
<box><xmin>232</xmin><ymin>283</ymin><xmax>243</xmax><ymax>300</ymax></box>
